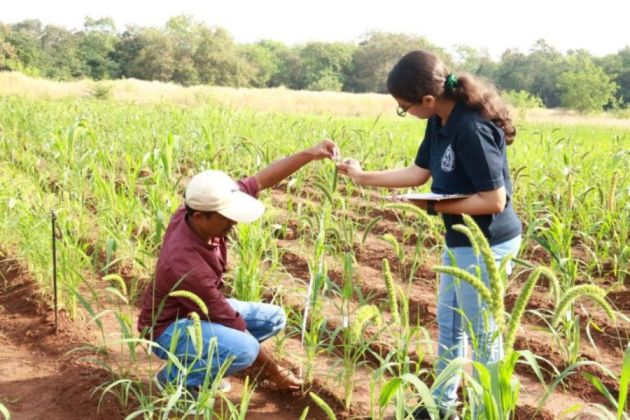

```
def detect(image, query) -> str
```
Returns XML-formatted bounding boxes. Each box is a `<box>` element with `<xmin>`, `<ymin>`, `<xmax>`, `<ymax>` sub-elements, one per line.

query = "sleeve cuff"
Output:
<box><xmin>239</xmin><ymin>176</ymin><xmax>260</xmax><ymax>198</ymax></box>
<box><xmin>474</xmin><ymin>178</ymin><xmax>504</xmax><ymax>192</ymax></box>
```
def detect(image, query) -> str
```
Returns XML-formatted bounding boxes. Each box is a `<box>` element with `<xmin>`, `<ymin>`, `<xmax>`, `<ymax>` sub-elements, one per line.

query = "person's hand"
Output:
<box><xmin>336</xmin><ymin>158</ymin><xmax>364</xmax><ymax>183</ymax></box>
<box><xmin>268</xmin><ymin>366</ymin><xmax>303</xmax><ymax>391</ymax></box>
<box><xmin>406</xmin><ymin>198</ymin><xmax>428</xmax><ymax>210</ymax></box>
<box><xmin>306</xmin><ymin>139</ymin><xmax>339</xmax><ymax>161</ymax></box>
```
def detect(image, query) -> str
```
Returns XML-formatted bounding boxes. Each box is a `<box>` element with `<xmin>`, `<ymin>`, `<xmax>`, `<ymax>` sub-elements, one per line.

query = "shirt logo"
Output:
<box><xmin>441</xmin><ymin>144</ymin><xmax>455</xmax><ymax>173</ymax></box>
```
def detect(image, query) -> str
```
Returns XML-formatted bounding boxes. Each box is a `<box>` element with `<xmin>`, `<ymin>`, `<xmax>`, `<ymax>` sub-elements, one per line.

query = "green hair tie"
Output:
<box><xmin>445</xmin><ymin>74</ymin><xmax>459</xmax><ymax>90</ymax></box>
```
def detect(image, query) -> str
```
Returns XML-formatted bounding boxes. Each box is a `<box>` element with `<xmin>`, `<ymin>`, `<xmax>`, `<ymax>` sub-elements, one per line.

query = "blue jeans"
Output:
<box><xmin>432</xmin><ymin>235</ymin><xmax>521</xmax><ymax>409</ymax></box>
<box><xmin>153</xmin><ymin>299</ymin><xmax>286</xmax><ymax>387</ymax></box>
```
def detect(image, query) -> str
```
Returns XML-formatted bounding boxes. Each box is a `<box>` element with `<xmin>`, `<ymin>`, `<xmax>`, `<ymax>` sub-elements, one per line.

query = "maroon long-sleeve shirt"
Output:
<box><xmin>137</xmin><ymin>177</ymin><xmax>259</xmax><ymax>339</ymax></box>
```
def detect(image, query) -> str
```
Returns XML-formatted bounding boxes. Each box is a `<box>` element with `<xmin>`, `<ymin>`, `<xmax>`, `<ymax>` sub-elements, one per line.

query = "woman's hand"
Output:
<box><xmin>336</xmin><ymin>158</ymin><xmax>364</xmax><ymax>184</ymax></box>
<box><xmin>406</xmin><ymin>198</ymin><xmax>428</xmax><ymax>210</ymax></box>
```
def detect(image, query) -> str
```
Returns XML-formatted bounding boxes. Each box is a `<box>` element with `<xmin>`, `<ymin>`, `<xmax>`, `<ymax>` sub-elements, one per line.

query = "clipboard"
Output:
<box><xmin>383</xmin><ymin>192</ymin><xmax>471</xmax><ymax>201</ymax></box>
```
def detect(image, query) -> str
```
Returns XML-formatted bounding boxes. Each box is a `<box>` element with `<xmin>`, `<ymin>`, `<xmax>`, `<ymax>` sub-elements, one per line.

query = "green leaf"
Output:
<box><xmin>559</xmin><ymin>404</ymin><xmax>585</xmax><ymax>417</ymax></box>
<box><xmin>298</xmin><ymin>407</ymin><xmax>310</xmax><ymax>420</ymax></box>
<box><xmin>582</xmin><ymin>372</ymin><xmax>617</xmax><ymax>408</ymax></box>
<box><xmin>539</xmin><ymin>360</ymin><xmax>617</xmax><ymax>411</ymax></box>
<box><xmin>68</xmin><ymin>283</ymin><xmax>104</xmax><ymax>332</ymax></box>
<box><xmin>378</xmin><ymin>377</ymin><xmax>403</xmax><ymax>407</ymax></box>
<box><xmin>104</xmin><ymin>286</ymin><xmax>128</xmax><ymax>304</ymax></box>
<box><xmin>432</xmin><ymin>357</ymin><xmax>467</xmax><ymax>393</ymax></box>
<box><xmin>309</xmin><ymin>392</ymin><xmax>336</xmax><ymax>420</ymax></box>
<box><xmin>400</xmin><ymin>373</ymin><xmax>438</xmax><ymax>417</ymax></box>
<box><xmin>0</xmin><ymin>402</ymin><xmax>10</xmax><ymax>420</ymax></box>
<box><xmin>618</xmin><ymin>343</ymin><xmax>630</xmax><ymax>420</ymax></box>
<box><xmin>518</xmin><ymin>350</ymin><xmax>553</xmax><ymax>389</ymax></box>
<box><xmin>472</xmin><ymin>361</ymin><xmax>499</xmax><ymax>420</ymax></box>
<box><xmin>164</xmin><ymin>382</ymin><xmax>184</xmax><ymax>416</ymax></box>
<box><xmin>313</xmin><ymin>181</ymin><xmax>334</xmax><ymax>205</ymax></box>
<box><xmin>361</xmin><ymin>216</ymin><xmax>382</xmax><ymax>247</ymax></box>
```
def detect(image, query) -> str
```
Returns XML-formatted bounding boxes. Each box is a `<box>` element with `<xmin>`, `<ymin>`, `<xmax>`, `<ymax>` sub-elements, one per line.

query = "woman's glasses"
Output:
<box><xmin>396</xmin><ymin>102</ymin><xmax>414</xmax><ymax>117</ymax></box>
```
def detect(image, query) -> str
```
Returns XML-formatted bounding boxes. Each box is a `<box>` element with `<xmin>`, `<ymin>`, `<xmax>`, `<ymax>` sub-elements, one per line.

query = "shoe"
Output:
<box><xmin>412</xmin><ymin>406</ymin><xmax>460</xmax><ymax>420</ymax></box>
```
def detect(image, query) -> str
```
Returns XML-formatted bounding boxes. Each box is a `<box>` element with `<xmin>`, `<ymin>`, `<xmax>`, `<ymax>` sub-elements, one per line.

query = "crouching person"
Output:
<box><xmin>137</xmin><ymin>140</ymin><xmax>338</xmax><ymax>391</ymax></box>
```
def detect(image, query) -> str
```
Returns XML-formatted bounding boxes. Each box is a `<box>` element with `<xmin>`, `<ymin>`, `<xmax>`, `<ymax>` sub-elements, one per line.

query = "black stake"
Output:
<box><xmin>51</xmin><ymin>210</ymin><xmax>58</xmax><ymax>333</ymax></box>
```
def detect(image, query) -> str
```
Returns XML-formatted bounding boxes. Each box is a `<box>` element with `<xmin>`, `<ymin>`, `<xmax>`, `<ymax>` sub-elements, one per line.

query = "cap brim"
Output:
<box><xmin>216</xmin><ymin>191</ymin><xmax>265</xmax><ymax>223</ymax></box>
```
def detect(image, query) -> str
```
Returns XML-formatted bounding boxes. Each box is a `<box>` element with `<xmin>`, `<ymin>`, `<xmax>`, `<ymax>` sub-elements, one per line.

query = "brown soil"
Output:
<box><xmin>609</xmin><ymin>289</ymin><xmax>630</xmax><ymax>311</ymax></box>
<box><xmin>0</xmin><ymin>258</ymin><xmax>125</xmax><ymax>420</ymax></box>
<box><xmin>0</xmin><ymin>256</ymin><xmax>332</xmax><ymax>420</ymax></box>
<box><xmin>513</xmin><ymin>404</ymin><xmax>554</xmax><ymax>420</ymax></box>
<box><xmin>274</xmin><ymin>242</ymin><xmax>610</xmax><ymax>418</ymax></box>
<box><xmin>1</xmin><ymin>185</ymin><xmax>628</xmax><ymax>419</ymax></box>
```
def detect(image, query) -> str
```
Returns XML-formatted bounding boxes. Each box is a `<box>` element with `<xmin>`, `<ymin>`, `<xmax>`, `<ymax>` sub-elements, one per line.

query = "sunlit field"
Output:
<box><xmin>0</xmin><ymin>85</ymin><xmax>628</xmax><ymax>419</ymax></box>
<box><xmin>2</xmin><ymin>72</ymin><xmax>630</xmax><ymax>127</ymax></box>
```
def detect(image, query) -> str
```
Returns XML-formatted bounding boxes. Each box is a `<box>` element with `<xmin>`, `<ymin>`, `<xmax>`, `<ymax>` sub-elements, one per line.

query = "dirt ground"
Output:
<box><xmin>0</xmin><ymin>259</ymin><xmax>330</xmax><ymax>420</ymax></box>
<box><xmin>0</xmin><ymin>189</ymin><xmax>628</xmax><ymax>419</ymax></box>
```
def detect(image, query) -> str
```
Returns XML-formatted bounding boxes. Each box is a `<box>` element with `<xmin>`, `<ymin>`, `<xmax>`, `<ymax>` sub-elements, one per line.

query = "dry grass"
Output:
<box><xmin>525</xmin><ymin>108</ymin><xmax>630</xmax><ymax>128</ymax></box>
<box><xmin>0</xmin><ymin>72</ymin><xmax>94</xmax><ymax>99</ymax></box>
<box><xmin>1</xmin><ymin>71</ymin><xmax>629</xmax><ymax>126</ymax></box>
<box><xmin>0</xmin><ymin>72</ymin><xmax>395</xmax><ymax>118</ymax></box>
<box><xmin>208</xmin><ymin>85</ymin><xmax>394</xmax><ymax>118</ymax></box>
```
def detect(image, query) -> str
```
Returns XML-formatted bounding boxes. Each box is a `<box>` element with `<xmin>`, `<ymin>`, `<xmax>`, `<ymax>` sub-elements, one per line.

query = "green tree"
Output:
<box><xmin>615</xmin><ymin>47</ymin><xmax>630</xmax><ymax>106</ymax></box>
<box><xmin>124</xmin><ymin>27</ymin><xmax>175</xmax><ymax>81</ymax></box>
<box><xmin>345</xmin><ymin>32</ymin><xmax>450</xmax><ymax>93</ymax></box>
<box><xmin>0</xmin><ymin>24</ymin><xmax>19</xmax><ymax>70</ymax></box>
<box><xmin>240</xmin><ymin>41</ymin><xmax>280</xmax><ymax>88</ymax></box>
<box><xmin>112</xmin><ymin>26</ymin><xmax>141</xmax><ymax>78</ymax></box>
<box><xmin>6</xmin><ymin>20</ymin><xmax>44</xmax><ymax>74</ymax></box>
<box><xmin>503</xmin><ymin>90</ymin><xmax>544</xmax><ymax>119</ymax></box>
<box><xmin>527</xmin><ymin>40</ymin><xmax>566</xmax><ymax>107</ymax></box>
<box><xmin>255</xmin><ymin>40</ymin><xmax>293</xmax><ymax>88</ymax></box>
<box><xmin>557</xmin><ymin>51</ymin><xmax>618</xmax><ymax>112</ymax></box>
<box><xmin>273</xmin><ymin>46</ymin><xmax>304</xmax><ymax>89</ymax></box>
<box><xmin>79</xmin><ymin>17</ymin><xmax>120</xmax><ymax>80</ymax></box>
<box><xmin>0</xmin><ymin>15</ymin><xmax>625</xmax><ymax>104</ymax></box>
<box><xmin>452</xmin><ymin>44</ymin><xmax>497</xmax><ymax>78</ymax></box>
<box><xmin>299</xmin><ymin>42</ymin><xmax>355</xmax><ymax>91</ymax></box>
<box><xmin>496</xmin><ymin>40</ymin><xmax>566</xmax><ymax>107</ymax></box>
<box><xmin>194</xmin><ymin>26</ymin><xmax>251</xmax><ymax>86</ymax></box>
<box><xmin>495</xmin><ymin>49</ymin><xmax>532</xmax><ymax>92</ymax></box>
<box><xmin>165</xmin><ymin>15</ymin><xmax>200</xmax><ymax>86</ymax></box>
<box><xmin>597</xmin><ymin>46</ymin><xmax>630</xmax><ymax>106</ymax></box>
<box><xmin>40</xmin><ymin>24</ymin><xmax>84</xmax><ymax>79</ymax></box>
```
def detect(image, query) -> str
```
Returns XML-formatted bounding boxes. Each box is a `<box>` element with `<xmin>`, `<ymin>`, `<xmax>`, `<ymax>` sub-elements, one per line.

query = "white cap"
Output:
<box><xmin>184</xmin><ymin>170</ymin><xmax>265</xmax><ymax>223</ymax></box>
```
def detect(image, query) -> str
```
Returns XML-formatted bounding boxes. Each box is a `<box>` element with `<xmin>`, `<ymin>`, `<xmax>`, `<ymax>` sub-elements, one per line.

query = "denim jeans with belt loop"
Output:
<box><xmin>153</xmin><ymin>298</ymin><xmax>286</xmax><ymax>387</ymax></box>
<box><xmin>431</xmin><ymin>235</ymin><xmax>522</xmax><ymax>409</ymax></box>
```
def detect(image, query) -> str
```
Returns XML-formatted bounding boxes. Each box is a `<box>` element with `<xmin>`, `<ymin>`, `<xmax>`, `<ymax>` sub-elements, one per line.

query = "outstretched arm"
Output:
<box><xmin>253</xmin><ymin>139</ymin><xmax>337</xmax><ymax>191</ymax></box>
<box><xmin>337</xmin><ymin>159</ymin><xmax>431</xmax><ymax>188</ymax></box>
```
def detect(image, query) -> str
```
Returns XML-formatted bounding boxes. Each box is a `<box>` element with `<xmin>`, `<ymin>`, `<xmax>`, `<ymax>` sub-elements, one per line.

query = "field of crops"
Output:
<box><xmin>0</xmin><ymin>95</ymin><xmax>628</xmax><ymax>419</ymax></box>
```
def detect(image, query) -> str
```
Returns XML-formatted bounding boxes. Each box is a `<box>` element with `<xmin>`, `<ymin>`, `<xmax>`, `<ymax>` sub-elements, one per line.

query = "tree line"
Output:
<box><xmin>1</xmin><ymin>16</ymin><xmax>628</xmax><ymax>112</ymax></box>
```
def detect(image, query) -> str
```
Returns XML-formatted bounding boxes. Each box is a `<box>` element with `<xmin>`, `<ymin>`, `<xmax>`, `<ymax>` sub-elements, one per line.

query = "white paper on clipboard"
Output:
<box><xmin>383</xmin><ymin>192</ymin><xmax>471</xmax><ymax>201</ymax></box>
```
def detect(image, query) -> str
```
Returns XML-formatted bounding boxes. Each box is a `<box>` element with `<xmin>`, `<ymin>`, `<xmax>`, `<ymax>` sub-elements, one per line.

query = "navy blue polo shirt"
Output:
<box><xmin>415</xmin><ymin>102</ymin><xmax>521</xmax><ymax>248</ymax></box>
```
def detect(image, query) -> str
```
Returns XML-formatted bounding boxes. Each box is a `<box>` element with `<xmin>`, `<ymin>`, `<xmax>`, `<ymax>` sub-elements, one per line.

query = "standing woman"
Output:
<box><xmin>337</xmin><ymin>50</ymin><xmax>522</xmax><ymax>419</ymax></box>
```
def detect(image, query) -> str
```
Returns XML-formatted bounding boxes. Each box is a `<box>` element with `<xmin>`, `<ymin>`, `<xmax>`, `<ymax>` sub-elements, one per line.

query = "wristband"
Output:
<box><xmin>427</xmin><ymin>200</ymin><xmax>437</xmax><ymax>216</ymax></box>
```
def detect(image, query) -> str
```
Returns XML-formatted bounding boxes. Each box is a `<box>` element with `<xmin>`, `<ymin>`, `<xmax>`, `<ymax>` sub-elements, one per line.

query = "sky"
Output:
<box><xmin>3</xmin><ymin>0</ymin><xmax>629</xmax><ymax>58</ymax></box>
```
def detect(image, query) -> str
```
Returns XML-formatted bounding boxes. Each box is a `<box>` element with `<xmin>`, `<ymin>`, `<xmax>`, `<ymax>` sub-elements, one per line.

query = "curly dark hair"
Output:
<box><xmin>387</xmin><ymin>50</ymin><xmax>516</xmax><ymax>144</ymax></box>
